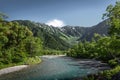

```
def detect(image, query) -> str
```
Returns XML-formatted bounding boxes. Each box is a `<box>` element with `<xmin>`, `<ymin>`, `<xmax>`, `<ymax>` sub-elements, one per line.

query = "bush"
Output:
<box><xmin>101</xmin><ymin>66</ymin><xmax>120</xmax><ymax>79</ymax></box>
<box><xmin>25</xmin><ymin>56</ymin><xmax>41</xmax><ymax>65</ymax></box>
<box><xmin>108</xmin><ymin>59</ymin><xmax>118</xmax><ymax>67</ymax></box>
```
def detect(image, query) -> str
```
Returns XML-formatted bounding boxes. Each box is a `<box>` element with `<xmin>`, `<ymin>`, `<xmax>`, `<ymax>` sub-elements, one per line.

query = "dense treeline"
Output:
<box><xmin>67</xmin><ymin>1</ymin><xmax>120</xmax><ymax>80</ymax></box>
<box><xmin>0</xmin><ymin>16</ymin><xmax>42</xmax><ymax>68</ymax></box>
<box><xmin>67</xmin><ymin>34</ymin><xmax>120</xmax><ymax>62</ymax></box>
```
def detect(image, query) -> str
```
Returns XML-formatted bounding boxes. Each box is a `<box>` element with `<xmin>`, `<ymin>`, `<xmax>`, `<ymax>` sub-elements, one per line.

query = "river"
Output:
<box><xmin>0</xmin><ymin>55</ymin><xmax>109</xmax><ymax>80</ymax></box>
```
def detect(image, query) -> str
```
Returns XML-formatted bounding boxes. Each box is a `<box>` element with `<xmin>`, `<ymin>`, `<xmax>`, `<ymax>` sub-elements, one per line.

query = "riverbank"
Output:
<box><xmin>0</xmin><ymin>65</ymin><xmax>28</xmax><ymax>76</ymax></box>
<box><xmin>41</xmin><ymin>55</ymin><xmax>65</xmax><ymax>59</ymax></box>
<box><xmin>0</xmin><ymin>56</ymin><xmax>42</xmax><ymax>76</ymax></box>
<box><xmin>0</xmin><ymin>55</ymin><xmax>63</xmax><ymax>77</ymax></box>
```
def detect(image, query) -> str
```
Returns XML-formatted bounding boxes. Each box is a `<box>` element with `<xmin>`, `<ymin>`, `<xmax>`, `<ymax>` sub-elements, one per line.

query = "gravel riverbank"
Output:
<box><xmin>0</xmin><ymin>65</ymin><xmax>28</xmax><ymax>76</ymax></box>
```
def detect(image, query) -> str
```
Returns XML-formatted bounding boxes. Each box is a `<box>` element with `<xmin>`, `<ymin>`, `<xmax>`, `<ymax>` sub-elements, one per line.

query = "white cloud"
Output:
<box><xmin>46</xmin><ymin>19</ymin><xmax>65</xmax><ymax>27</ymax></box>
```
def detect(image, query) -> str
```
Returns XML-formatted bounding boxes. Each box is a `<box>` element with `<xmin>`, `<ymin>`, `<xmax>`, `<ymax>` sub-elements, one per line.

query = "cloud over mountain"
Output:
<box><xmin>46</xmin><ymin>19</ymin><xmax>65</xmax><ymax>27</ymax></box>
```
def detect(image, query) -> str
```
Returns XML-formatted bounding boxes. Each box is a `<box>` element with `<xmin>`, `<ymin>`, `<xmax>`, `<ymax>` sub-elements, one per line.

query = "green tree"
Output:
<box><xmin>0</xmin><ymin>20</ymin><xmax>43</xmax><ymax>65</ymax></box>
<box><xmin>25</xmin><ymin>37</ymin><xmax>43</xmax><ymax>57</ymax></box>
<box><xmin>103</xmin><ymin>1</ymin><xmax>120</xmax><ymax>61</ymax></box>
<box><xmin>103</xmin><ymin>1</ymin><xmax>120</xmax><ymax>36</ymax></box>
<box><xmin>0</xmin><ymin>12</ymin><xmax>8</xmax><ymax>20</ymax></box>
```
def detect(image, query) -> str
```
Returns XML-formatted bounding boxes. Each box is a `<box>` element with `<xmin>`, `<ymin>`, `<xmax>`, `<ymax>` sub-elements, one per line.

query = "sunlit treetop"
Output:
<box><xmin>103</xmin><ymin>1</ymin><xmax>120</xmax><ymax>36</ymax></box>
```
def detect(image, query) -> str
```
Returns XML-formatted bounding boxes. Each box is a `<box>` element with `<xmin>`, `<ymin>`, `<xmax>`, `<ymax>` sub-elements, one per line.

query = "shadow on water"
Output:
<box><xmin>0</xmin><ymin>56</ymin><xmax>109</xmax><ymax>80</ymax></box>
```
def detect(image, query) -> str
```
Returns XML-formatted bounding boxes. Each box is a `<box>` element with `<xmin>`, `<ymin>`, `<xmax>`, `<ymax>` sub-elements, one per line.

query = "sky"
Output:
<box><xmin>0</xmin><ymin>0</ymin><xmax>116</xmax><ymax>27</ymax></box>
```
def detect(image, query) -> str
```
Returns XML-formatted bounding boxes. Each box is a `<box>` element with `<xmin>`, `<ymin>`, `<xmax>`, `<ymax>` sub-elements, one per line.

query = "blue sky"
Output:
<box><xmin>0</xmin><ymin>0</ymin><xmax>116</xmax><ymax>27</ymax></box>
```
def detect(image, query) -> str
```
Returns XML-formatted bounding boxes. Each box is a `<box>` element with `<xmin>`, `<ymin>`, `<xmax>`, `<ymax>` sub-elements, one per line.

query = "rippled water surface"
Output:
<box><xmin>0</xmin><ymin>56</ymin><xmax>101</xmax><ymax>80</ymax></box>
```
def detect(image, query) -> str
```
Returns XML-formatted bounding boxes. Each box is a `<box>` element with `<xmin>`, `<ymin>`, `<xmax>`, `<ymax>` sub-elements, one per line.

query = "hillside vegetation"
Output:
<box><xmin>12</xmin><ymin>19</ymin><xmax>110</xmax><ymax>51</ymax></box>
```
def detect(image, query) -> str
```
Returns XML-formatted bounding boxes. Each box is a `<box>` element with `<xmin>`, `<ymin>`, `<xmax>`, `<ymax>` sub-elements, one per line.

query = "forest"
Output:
<box><xmin>0</xmin><ymin>14</ymin><xmax>43</xmax><ymax>68</ymax></box>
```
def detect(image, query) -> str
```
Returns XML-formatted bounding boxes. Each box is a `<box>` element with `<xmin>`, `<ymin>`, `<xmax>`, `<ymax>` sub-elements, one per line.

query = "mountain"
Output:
<box><xmin>79</xmin><ymin>20</ymin><xmax>109</xmax><ymax>41</ymax></box>
<box><xmin>13</xmin><ymin>20</ymin><xmax>70</xmax><ymax>50</ymax></box>
<box><xmin>61</xmin><ymin>26</ymin><xmax>85</xmax><ymax>37</ymax></box>
<box><xmin>13</xmin><ymin>20</ymin><xmax>109</xmax><ymax>50</ymax></box>
<box><xmin>61</xmin><ymin>20</ymin><xmax>109</xmax><ymax>41</ymax></box>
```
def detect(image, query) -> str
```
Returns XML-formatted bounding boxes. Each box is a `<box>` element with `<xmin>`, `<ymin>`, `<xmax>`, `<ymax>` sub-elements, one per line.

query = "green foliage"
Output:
<box><xmin>101</xmin><ymin>66</ymin><xmax>120</xmax><ymax>79</ymax></box>
<box><xmin>25</xmin><ymin>37</ymin><xmax>43</xmax><ymax>57</ymax></box>
<box><xmin>42</xmin><ymin>50</ymin><xmax>65</xmax><ymax>55</ymax></box>
<box><xmin>0</xmin><ymin>12</ymin><xmax>8</xmax><ymax>20</ymax></box>
<box><xmin>0</xmin><ymin>20</ymin><xmax>43</xmax><ymax>67</ymax></box>
<box><xmin>25</xmin><ymin>56</ymin><xmax>41</xmax><ymax>65</ymax></box>
<box><xmin>103</xmin><ymin>1</ymin><xmax>120</xmax><ymax>36</ymax></box>
<box><xmin>67</xmin><ymin>41</ymin><xmax>97</xmax><ymax>58</ymax></box>
<box><xmin>67</xmin><ymin>33</ymin><xmax>120</xmax><ymax>62</ymax></box>
<box><xmin>108</xmin><ymin>59</ymin><xmax>118</xmax><ymax>67</ymax></box>
<box><xmin>83</xmin><ymin>66</ymin><xmax>120</xmax><ymax>80</ymax></box>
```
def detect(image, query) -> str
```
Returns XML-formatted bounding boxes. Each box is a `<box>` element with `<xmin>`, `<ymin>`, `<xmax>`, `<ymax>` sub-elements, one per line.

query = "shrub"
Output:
<box><xmin>101</xmin><ymin>66</ymin><xmax>120</xmax><ymax>79</ymax></box>
<box><xmin>25</xmin><ymin>56</ymin><xmax>41</xmax><ymax>65</ymax></box>
<box><xmin>108</xmin><ymin>59</ymin><xmax>118</xmax><ymax>67</ymax></box>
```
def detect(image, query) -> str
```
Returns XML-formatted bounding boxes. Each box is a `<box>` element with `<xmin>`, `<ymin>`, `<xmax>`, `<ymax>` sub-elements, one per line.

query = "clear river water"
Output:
<box><xmin>0</xmin><ymin>56</ymin><xmax>108</xmax><ymax>80</ymax></box>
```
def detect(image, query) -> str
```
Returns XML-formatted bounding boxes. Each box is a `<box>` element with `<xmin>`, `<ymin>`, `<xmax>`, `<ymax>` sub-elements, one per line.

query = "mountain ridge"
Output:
<box><xmin>13</xmin><ymin>20</ymin><xmax>109</xmax><ymax>50</ymax></box>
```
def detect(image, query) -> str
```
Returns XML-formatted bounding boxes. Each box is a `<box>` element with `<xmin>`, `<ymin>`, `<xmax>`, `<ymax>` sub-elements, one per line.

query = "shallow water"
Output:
<box><xmin>0</xmin><ymin>56</ymin><xmax>102</xmax><ymax>80</ymax></box>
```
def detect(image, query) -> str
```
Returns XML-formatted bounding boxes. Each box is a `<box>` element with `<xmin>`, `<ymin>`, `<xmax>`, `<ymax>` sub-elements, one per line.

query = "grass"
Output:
<box><xmin>0</xmin><ymin>56</ymin><xmax>42</xmax><ymax>69</ymax></box>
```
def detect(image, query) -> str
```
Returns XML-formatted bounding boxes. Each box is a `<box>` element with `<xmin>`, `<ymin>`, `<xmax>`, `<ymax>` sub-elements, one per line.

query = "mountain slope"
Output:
<box><xmin>13</xmin><ymin>20</ymin><xmax>70</xmax><ymax>50</ymax></box>
<box><xmin>79</xmin><ymin>20</ymin><xmax>109</xmax><ymax>41</ymax></box>
<box><xmin>61</xmin><ymin>26</ymin><xmax>85</xmax><ymax>37</ymax></box>
<box><xmin>61</xmin><ymin>20</ymin><xmax>109</xmax><ymax>41</ymax></box>
<box><xmin>13</xmin><ymin>20</ymin><xmax>109</xmax><ymax>50</ymax></box>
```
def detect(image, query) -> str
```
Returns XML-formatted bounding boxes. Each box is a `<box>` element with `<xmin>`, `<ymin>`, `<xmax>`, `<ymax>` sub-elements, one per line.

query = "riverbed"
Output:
<box><xmin>0</xmin><ymin>55</ymin><xmax>109</xmax><ymax>80</ymax></box>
